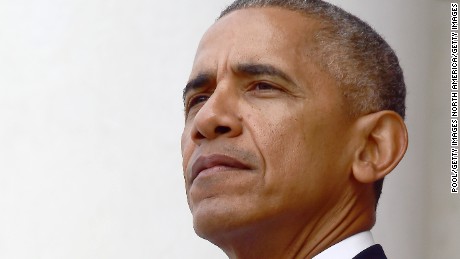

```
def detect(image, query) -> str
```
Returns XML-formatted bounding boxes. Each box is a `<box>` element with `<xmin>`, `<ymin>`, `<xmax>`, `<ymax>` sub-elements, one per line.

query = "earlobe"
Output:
<box><xmin>351</xmin><ymin>111</ymin><xmax>408</xmax><ymax>184</ymax></box>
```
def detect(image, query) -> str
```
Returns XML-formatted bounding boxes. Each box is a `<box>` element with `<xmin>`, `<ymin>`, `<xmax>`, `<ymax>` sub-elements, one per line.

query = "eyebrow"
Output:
<box><xmin>235</xmin><ymin>63</ymin><xmax>294</xmax><ymax>84</ymax></box>
<box><xmin>183</xmin><ymin>73</ymin><xmax>213</xmax><ymax>103</ymax></box>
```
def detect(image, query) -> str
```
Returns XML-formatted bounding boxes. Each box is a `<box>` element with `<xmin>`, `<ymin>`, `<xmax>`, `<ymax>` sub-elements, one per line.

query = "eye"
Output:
<box><xmin>252</xmin><ymin>82</ymin><xmax>277</xmax><ymax>91</ymax></box>
<box><xmin>250</xmin><ymin>82</ymin><xmax>280</xmax><ymax>92</ymax></box>
<box><xmin>187</xmin><ymin>94</ymin><xmax>209</xmax><ymax>110</ymax></box>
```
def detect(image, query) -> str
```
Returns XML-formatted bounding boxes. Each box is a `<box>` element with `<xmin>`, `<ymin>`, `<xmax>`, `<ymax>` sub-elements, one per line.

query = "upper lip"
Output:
<box><xmin>191</xmin><ymin>154</ymin><xmax>251</xmax><ymax>182</ymax></box>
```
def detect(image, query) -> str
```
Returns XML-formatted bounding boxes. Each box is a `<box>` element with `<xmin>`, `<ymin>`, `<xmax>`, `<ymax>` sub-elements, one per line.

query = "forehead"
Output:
<box><xmin>190</xmin><ymin>7</ymin><xmax>320</xmax><ymax>79</ymax></box>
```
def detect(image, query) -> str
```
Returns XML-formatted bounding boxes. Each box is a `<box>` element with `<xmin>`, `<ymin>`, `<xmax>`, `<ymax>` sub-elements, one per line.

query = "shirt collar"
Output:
<box><xmin>313</xmin><ymin>231</ymin><xmax>375</xmax><ymax>259</ymax></box>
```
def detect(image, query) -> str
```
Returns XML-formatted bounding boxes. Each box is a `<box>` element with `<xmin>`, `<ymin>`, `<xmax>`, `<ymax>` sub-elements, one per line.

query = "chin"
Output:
<box><xmin>190</xmin><ymin>197</ymin><xmax>258</xmax><ymax>241</ymax></box>
<box><xmin>192</xmin><ymin>198</ymin><xmax>237</xmax><ymax>237</ymax></box>
<box><xmin>193</xmin><ymin>198</ymin><xmax>287</xmax><ymax>246</ymax></box>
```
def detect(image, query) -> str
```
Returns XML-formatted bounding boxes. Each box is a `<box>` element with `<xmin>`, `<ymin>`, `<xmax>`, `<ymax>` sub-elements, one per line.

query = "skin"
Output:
<box><xmin>181</xmin><ymin>7</ymin><xmax>406</xmax><ymax>259</ymax></box>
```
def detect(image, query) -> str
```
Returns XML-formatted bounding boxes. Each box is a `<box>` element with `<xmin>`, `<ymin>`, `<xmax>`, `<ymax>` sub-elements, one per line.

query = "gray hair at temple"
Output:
<box><xmin>219</xmin><ymin>0</ymin><xmax>406</xmax><ymax>205</ymax></box>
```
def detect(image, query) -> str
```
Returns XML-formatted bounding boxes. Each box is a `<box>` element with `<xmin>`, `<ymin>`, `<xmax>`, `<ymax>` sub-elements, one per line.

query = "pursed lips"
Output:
<box><xmin>191</xmin><ymin>154</ymin><xmax>251</xmax><ymax>183</ymax></box>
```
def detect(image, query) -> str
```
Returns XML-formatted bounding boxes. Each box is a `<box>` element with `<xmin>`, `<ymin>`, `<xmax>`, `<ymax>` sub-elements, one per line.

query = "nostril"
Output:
<box><xmin>215</xmin><ymin>126</ymin><xmax>231</xmax><ymax>135</ymax></box>
<box><xmin>194</xmin><ymin>131</ymin><xmax>206</xmax><ymax>140</ymax></box>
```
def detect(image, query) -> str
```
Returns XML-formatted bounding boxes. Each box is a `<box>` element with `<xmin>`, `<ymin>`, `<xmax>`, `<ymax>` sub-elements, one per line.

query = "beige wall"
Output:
<box><xmin>426</xmin><ymin>1</ymin><xmax>460</xmax><ymax>259</ymax></box>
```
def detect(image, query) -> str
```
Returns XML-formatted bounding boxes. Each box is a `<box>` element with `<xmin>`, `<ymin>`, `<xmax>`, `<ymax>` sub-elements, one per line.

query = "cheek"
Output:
<box><xmin>181</xmin><ymin>128</ymin><xmax>194</xmax><ymax>171</ymax></box>
<box><xmin>252</xmin><ymin>114</ymin><xmax>311</xmax><ymax>183</ymax></box>
<box><xmin>266</xmin><ymin>130</ymin><xmax>309</xmax><ymax>176</ymax></box>
<box><xmin>180</xmin><ymin>130</ymin><xmax>187</xmax><ymax>157</ymax></box>
<box><xmin>252</xmin><ymin>111</ymin><xmax>338</xmax><ymax>199</ymax></box>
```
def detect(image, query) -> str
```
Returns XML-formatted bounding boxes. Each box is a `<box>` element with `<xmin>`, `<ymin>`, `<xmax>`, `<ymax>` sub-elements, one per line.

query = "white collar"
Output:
<box><xmin>312</xmin><ymin>231</ymin><xmax>375</xmax><ymax>259</ymax></box>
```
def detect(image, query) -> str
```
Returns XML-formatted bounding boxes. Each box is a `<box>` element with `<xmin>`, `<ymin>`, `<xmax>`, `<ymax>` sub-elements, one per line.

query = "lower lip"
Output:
<box><xmin>195</xmin><ymin>166</ymin><xmax>243</xmax><ymax>180</ymax></box>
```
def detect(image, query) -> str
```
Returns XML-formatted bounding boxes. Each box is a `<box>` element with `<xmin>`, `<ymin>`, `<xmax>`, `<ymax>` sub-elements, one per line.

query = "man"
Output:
<box><xmin>181</xmin><ymin>0</ymin><xmax>408</xmax><ymax>258</ymax></box>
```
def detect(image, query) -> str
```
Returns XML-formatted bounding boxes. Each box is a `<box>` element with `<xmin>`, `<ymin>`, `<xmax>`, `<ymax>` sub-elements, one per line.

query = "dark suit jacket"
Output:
<box><xmin>353</xmin><ymin>244</ymin><xmax>387</xmax><ymax>259</ymax></box>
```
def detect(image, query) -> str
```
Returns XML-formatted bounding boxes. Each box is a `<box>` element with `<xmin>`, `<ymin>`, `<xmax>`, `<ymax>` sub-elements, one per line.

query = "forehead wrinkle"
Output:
<box><xmin>213</xmin><ymin>45</ymin><xmax>236</xmax><ymax>86</ymax></box>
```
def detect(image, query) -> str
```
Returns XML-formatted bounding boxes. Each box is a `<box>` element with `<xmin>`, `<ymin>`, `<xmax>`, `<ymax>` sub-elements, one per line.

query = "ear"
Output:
<box><xmin>351</xmin><ymin>111</ymin><xmax>408</xmax><ymax>184</ymax></box>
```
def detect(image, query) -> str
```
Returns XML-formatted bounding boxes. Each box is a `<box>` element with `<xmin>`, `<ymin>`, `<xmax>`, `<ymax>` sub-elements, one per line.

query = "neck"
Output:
<box><xmin>211</xmin><ymin>191</ymin><xmax>375</xmax><ymax>259</ymax></box>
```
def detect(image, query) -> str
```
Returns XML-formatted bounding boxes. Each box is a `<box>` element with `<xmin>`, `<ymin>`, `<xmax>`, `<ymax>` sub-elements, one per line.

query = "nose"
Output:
<box><xmin>190</xmin><ymin>86</ymin><xmax>242</xmax><ymax>144</ymax></box>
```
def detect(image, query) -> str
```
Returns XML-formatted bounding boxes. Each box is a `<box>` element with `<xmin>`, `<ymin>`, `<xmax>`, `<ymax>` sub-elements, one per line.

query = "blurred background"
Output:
<box><xmin>0</xmin><ymin>0</ymin><xmax>457</xmax><ymax>258</ymax></box>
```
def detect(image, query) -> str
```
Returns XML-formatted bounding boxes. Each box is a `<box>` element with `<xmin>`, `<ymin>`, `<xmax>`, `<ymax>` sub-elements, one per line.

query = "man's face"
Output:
<box><xmin>181</xmin><ymin>8</ymin><xmax>355</xmax><ymax>239</ymax></box>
